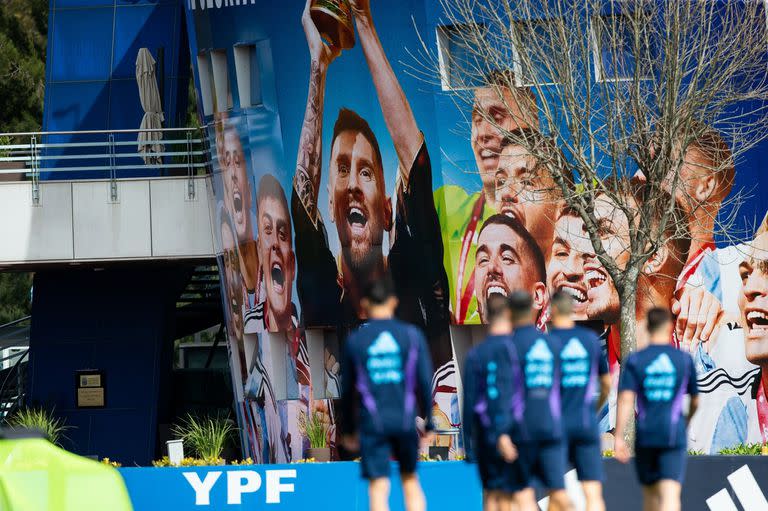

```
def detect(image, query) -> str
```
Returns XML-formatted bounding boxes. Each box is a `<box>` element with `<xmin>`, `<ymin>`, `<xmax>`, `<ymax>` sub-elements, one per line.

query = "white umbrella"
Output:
<box><xmin>136</xmin><ymin>48</ymin><xmax>164</xmax><ymax>165</ymax></box>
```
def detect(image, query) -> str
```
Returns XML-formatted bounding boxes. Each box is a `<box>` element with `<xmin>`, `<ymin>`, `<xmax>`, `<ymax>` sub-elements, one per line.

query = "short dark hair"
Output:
<box><xmin>508</xmin><ymin>290</ymin><xmax>533</xmax><ymax>322</ymax></box>
<box><xmin>478</xmin><ymin>214</ymin><xmax>547</xmax><ymax>284</ymax></box>
<box><xmin>486</xmin><ymin>294</ymin><xmax>511</xmax><ymax>323</ymax></box>
<box><xmin>500</xmin><ymin>129</ymin><xmax>574</xmax><ymax>196</ymax></box>
<box><xmin>647</xmin><ymin>307</ymin><xmax>672</xmax><ymax>335</ymax></box>
<box><xmin>331</xmin><ymin>108</ymin><xmax>383</xmax><ymax>180</ymax></box>
<box><xmin>256</xmin><ymin>174</ymin><xmax>291</xmax><ymax>237</ymax></box>
<box><xmin>364</xmin><ymin>274</ymin><xmax>396</xmax><ymax>305</ymax></box>
<box><xmin>550</xmin><ymin>290</ymin><xmax>574</xmax><ymax>316</ymax></box>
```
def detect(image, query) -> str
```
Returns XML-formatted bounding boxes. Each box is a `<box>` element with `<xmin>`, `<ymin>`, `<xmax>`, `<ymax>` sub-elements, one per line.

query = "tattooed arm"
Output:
<box><xmin>295</xmin><ymin>0</ymin><xmax>339</xmax><ymax>221</ymax></box>
<box><xmin>351</xmin><ymin>0</ymin><xmax>421</xmax><ymax>172</ymax></box>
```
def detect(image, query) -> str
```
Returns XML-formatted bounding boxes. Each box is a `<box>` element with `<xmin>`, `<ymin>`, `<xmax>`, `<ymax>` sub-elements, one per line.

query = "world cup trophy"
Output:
<box><xmin>310</xmin><ymin>0</ymin><xmax>355</xmax><ymax>50</ymax></box>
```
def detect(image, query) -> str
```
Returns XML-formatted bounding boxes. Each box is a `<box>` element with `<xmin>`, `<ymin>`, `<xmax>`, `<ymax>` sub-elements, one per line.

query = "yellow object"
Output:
<box><xmin>0</xmin><ymin>438</ymin><xmax>133</xmax><ymax>511</ymax></box>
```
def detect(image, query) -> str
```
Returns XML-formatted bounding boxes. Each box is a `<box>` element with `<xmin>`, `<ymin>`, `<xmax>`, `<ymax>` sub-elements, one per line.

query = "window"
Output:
<box><xmin>591</xmin><ymin>14</ymin><xmax>652</xmax><ymax>82</ymax></box>
<box><xmin>210</xmin><ymin>49</ymin><xmax>233</xmax><ymax>112</ymax></box>
<box><xmin>233</xmin><ymin>44</ymin><xmax>263</xmax><ymax>109</ymax></box>
<box><xmin>196</xmin><ymin>54</ymin><xmax>214</xmax><ymax>116</ymax></box>
<box><xmin>511</xmin><ymin>19</ymin><xmax>560</xmax><ymax>87</ymax></box>
<box><xmin>436</xmin><ymin>24</ymin><xmax>489</xmax><ymax>91</ymax></box>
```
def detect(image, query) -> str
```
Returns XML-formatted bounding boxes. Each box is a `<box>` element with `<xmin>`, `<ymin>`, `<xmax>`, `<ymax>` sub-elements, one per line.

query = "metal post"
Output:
<box><xmin>109</xmin><ymin>134</ymin><xmax>117</xmax><ymax>201</ymax></box>
<box><xmin>30</xmin><ymin>136</ymin><xmax>39</xmax><ymax>205</ymax></box>
<box><xmin>186</xmin><ymin>130</ymin><xmax>195</xmax><ymax>200</ymax></box>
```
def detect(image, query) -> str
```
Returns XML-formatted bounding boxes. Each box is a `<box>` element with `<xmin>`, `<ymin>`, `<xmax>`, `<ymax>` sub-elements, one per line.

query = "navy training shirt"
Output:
<box><xmin>550</xmin><ymin>326</ymin><xmax>608</xmax><ymax>442</ymax></box>
<box><xmin>340</xmin><ymin>318</ymin><xmax>435</xmax><ymax>436</ymax></box>
<box><xmin>618</xmin><ymin>344</ymin><xmax>698</xmax><ymax>448</ymax></box>
<box><xmin>506</xmin><ymin>324</ymin><xmax>563</xmax><ymax>443</ymax></box>
<box><xmin>462</xmin><ymin>334</ymin><xmax>522</xmax><ymax>461</ymax></box>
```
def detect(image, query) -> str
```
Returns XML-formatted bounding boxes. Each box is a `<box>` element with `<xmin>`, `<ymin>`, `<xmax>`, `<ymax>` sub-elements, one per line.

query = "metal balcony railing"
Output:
<box><xmin>0</xmin><ymin>127</ymin><xmax>211</xmax><ymax>203</ymax></box>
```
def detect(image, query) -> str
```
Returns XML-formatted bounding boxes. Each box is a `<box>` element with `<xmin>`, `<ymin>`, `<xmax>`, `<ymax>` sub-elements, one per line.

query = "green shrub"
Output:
<box><xmin>299</xmin><ymin>410</ymin><xmax>328</xmax><ymax>449</ymax></box>
<box><xmin>718</xmin><ymin>443</ymin><xmax>764</xmax><ymax>455</ymax></box>
<box><xmin>171</xmin><ymin>413</ymin><xmax>235</xmax><ymax>461</ymax></box>
<box><xmin>6</xmin><ymin>407</ymin><xmax>70</xmax><ymax>446</ymax></box>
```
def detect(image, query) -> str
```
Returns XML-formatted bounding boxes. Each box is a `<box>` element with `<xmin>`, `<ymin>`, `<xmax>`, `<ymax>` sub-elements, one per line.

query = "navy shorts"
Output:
<box><xmin>475</xmin><ymin>441</ymin><xmax>528</xmax><ymax>493</ymax></box>
<box><xmin>634</xmin><ymin>446</ymin><xmax>687</xmax><ymax>486</ymax></box>
<box><xmin>567</xmin><ymin>438</ymin><xmax>603</xmax><ymax>482</ymax></box>
<box><xmin>360</xmin><ymin>431</ymin><xmax>418</xmax><ymax>480</ymax></box>
<box><xmin>518</xmin><ymin>440</ymin><xmax>567</xmax><ymax>490</ymax></box>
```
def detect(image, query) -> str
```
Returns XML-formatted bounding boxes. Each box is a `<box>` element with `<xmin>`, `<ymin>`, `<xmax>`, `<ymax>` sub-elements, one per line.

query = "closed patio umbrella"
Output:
<box><xmin>136</xmin><ymin>48</ymin><xmax>164</xmax><ymax>165</ymax></box>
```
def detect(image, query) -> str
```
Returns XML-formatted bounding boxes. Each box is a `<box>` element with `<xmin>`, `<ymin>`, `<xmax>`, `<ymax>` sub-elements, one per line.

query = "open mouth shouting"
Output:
<box><xmin>485</xmin><ymin>281</ymin><xmax>510</xmax><ymax>300</ymax></box>
<box><xmin>478</xmin><ymin>146</ymin><xmax>501</xmax><ymax>173</ymax></box>
<box><xmin>347</xmin><ymin>205</ymin><xmax>368</xmax><ymax>236</ymax></box>
<box><xmin>558</xmin><ymin>283</ymin><xmax>587</xmax><ymax>305</ymax></box>
<box><xmin>499</xmin><ymin>203</ymin><xmax>523</xmax><ymax>224</ymax></box>
<box><xmin>270</xmin><ymin>261</ymin><xmax>285</xmax><ymax>294</ymax></box>
<box><xmin>745</xmin><ymin>307</ymin><xmax>768</xmax><ymax>341</ymax></box>
<box><xmin>585</xmin><ymin>267</ymin><xmax>609</xmax><ymax>301</ymax></box>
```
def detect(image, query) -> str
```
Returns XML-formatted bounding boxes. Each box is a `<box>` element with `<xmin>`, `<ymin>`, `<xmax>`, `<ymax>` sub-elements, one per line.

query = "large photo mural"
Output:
<box><xmin>185</xmin><ymin>0</ymin><xmax>768</xmax><ymax>461</ymax></box>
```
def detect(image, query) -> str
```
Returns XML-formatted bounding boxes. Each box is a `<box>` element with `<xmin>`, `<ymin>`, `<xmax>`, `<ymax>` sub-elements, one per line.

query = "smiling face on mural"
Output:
<box><xmin>256</xmin><ymin>178</ymin><xmax>296</xmax><ymax>332</ymax></box>
<box><xmin>472</xmin><ymin>86</ymin><xmax>538</xmax><ymax>205</ymax></box>
<box><xmin>222</xmin><ymin>128</ymin><xmax>252</xmax><ymax>242</ymax></box>
<box><xmin>221</xmin><ymin>219</ymin><xmax>243</xmax><ymax>338</ymax></box>
<box><xmin>493</xmin><ymin>140</ymin><xmax>559</xmax><ymax>257</ymax></box>
<box><xmin>584</xmin><ymin>193</ymin><xmax>633</xmax><ymax>324</ymax></box>
<box><xmin>329</xmin><ymin>129</ymin><xmax>391</xmax><ymax>274</ymax></box>
<box><xmin>474</xmin><ymin>216</ymin><xmax>546</xmax><ymax>323</ymax></box>
<box><xmin>739</xmin><ymin>232</ymin><xmax>768</xmax><ymax>366</ymax></box>
<box><xmin>547</xmin><ymin>211</ymin><xmax>594</xmax><ymax>321</ymax></box>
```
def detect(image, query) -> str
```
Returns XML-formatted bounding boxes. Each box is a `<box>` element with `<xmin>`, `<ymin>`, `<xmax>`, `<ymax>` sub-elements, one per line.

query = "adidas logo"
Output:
<box><xmin>706</xmin><ymin>465</ymin><xmax>768</xmax><ymax>511</ymax></box>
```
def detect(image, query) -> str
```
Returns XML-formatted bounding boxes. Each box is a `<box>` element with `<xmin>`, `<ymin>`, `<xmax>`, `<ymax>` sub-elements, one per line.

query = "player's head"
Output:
<box><xmin>486</xmin><ymin>293</ymin><xmax>512</xmax><ymax>327</ymax></box>
<box><xmin>329</xmin><ymin>108</ymin><xmax>392</xmax><ymax>275</ymax></box>
<box><xmin>494</xmin><ymin>130</ymin><xmax>564</xmax><ymax>257</ymax></box>
<box><xmin>221</xmin><ymin>121</ymin><xmax>253</xmax><ymax>242</ymax></box>
<box><xmin>361</xmin><ymin>274</ymin><xmax>398</xmax><ymax>316</ymax></box>
<box><xmin>508</xmin><ymin>290</ymin><xmax>535</xmax><ymax>325</ymax></box>
<box><xmin>475</xmin><ymin>214</ymin><xmax>547</xmax><ymax>323</ymax></box>
<box><xmin>472</xmin><ymin>71</ymin><xmax>539</xmax><ymax>200</ymax></box>
<box><xmin>660</xmin><ymin>127</ymin><xmax>734</xmax><ymax>215</ymax></box>
<box><xmin>220</xmin><ymin>212</ymin><xmax>243</xmax><ymax>338</ymax></box>
<box><xmin>647</xmin><ymin>307</ymin><xmax>673</xmax><ymax>343</ymax></box>
<box><xmin>739</xmin><ymin>232</ymin><xmax>768</xmax><ymax>366</ymax></box>
<box><xmin>256</xmin><ymin>174</ymin><xmax>296</xmax><ymax>331</ymax></box>
<box><xmin>550</xmin><ymin>290</ymin><xmax>575</xmax><ymax>320</ymax></box>
<box><xmin>547</xmin><ymin>206</ymin><xmax>594</xmax><ymax>320</ymax></box>
<box><xmin>585</xmin><ymin>181</ymin><xmax>690</xmax><ymax>323</ymax></box>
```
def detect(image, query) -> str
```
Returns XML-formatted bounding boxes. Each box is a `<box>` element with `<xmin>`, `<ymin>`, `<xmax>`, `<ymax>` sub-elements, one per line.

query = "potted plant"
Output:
<box><xmin>5</xmin><ymin>407</ymin><xmax>71</xmax><ymax>447</ymax></box>
<box><xmin>300</xmin><ymin>410</ymin><xmax>330</xmax><ymax>462</ymax></box>
<box><xmin>171</xmin><ymin>413</ymin><xmax>235</xmax><ymax>465</ymax></box>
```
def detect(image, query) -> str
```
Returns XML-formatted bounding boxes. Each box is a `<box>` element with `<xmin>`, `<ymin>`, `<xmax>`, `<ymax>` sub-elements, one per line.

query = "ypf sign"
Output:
<box><xmin>183</xmin><ymin>469</ymin><xmax>296</xmax><ymax>506</ymax></box>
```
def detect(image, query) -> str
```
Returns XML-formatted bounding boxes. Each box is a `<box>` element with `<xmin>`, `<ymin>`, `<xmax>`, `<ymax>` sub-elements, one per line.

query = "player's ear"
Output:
<box><xmin>532</xmin><ymin>282</ymin><xmax>548</xmax><ymax>310</ymax></box>
<box><xmin>644</xmin><ymin>245</ymin><xmax>668</xmax><ymax>275</ymax></box>
<box><xmin>695</xmin><ymin>173</ymin><xmax>717</xmax><ymax>202</ymax></box>
<box><xmin>384</xmin><ymin>195</ymin><xmax>393</xmax><ymax>232</ymax></box>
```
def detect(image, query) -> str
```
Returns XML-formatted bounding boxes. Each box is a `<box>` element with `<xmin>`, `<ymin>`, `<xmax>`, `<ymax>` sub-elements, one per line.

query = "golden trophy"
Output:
<box><xmin>310</xmin><ymin>0</ymin><xmax>355</xmax><ymax>50</ymax></box>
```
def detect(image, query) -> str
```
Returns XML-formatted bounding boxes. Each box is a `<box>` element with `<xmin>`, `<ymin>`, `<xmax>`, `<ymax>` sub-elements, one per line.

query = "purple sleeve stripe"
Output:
<box><xmin>403</xmin><ymin>339</ymin><xmax>419</xmax><ymax>429</ymax></box>
<box><xmin>669</xmin><ymin>361</ymin><xmax>689</xmax><ymax>445</ymax></box>
<box><xmin>355</xmin><ymin>364</ymin><xmax>380</xmax><ymax>430</ymax></box>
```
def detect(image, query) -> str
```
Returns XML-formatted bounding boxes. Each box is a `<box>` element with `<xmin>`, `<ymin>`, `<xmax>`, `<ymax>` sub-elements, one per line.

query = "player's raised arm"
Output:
<box><xmin>294</xmin><ymin>0</ymin><xmax>339</xmax><ymax>221</ymax></box>
<box><xmin>350</xmin><ymin>0</ymin><xmax>421</xmax><ymax>169</ymax></box>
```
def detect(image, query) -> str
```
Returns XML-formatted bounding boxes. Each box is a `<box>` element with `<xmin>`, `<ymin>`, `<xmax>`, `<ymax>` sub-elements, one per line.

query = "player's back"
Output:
<box><xmin>463</xmin><ymin>335</ymin><xmax>520</xmax><ymax>453</ymax></box>
<box><xmin>344</xmin><ymin>318</ymin><xmax>428</xmax><ymax>435</ymax></box>
<box><xmin>509</xmin><ymin>324</ymin><xmax>563</xmax><ymax>443</ymax></box>
<box><xmin>621</xmin><ymin>344</ymin><xmax>697</xmax><ymax>448</ymax></box>
<box><xmin>550</xmin><ymin>326</ymin><xmax>606</xmax><ymax>442</ymax></box>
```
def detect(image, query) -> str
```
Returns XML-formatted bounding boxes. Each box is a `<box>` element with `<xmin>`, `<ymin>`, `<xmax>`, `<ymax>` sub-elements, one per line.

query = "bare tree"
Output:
<box><xmin>409</xmin><ymin>0</ymin><xmax>768</xmax><ymax>443</ymax></box>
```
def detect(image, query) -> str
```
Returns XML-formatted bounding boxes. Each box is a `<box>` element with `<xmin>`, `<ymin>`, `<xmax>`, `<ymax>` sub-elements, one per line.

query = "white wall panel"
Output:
<box><xmin>73</xmin><ymin>180</ymin><xmax>152</xmax><ymax>259</ymax></box>
<box><xmin>0</xmin><ymin>182</ymin><xmax>73</xmax><ymax>262</ymax></box>
<box><xmin>150</xmin><ymin>178</ymin><xmax>214</xmax><ymax>257</ymax></box>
